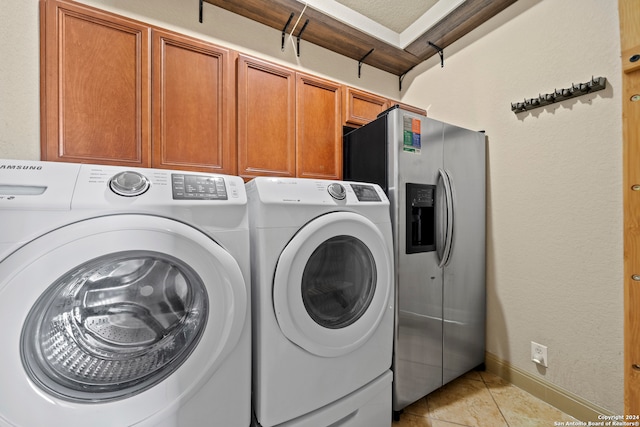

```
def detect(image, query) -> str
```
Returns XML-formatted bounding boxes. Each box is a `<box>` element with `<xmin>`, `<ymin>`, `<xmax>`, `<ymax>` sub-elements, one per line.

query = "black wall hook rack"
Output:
<box><xmin>199</xmin><ymin>0</ymin><xmax>203</xmax><ymax>23</ymax></box>
<box><xmin>358</xmin><ymin>49</ymin><xmax>374</xmax><ymax>78</ymax></box>
<box><xmin>428</xmin><ymin>42</ymin><xmax>444</xmax><ymax>68</ymax></box>
<box><xmin>296</xmin><ymin>19</ymin><xmax>309</xmax><ymax>57</ymax></box>
<box><xmin>511</xmin><ymin>76</ymin><xmax>607</xmax><ymax>113</ymax></box>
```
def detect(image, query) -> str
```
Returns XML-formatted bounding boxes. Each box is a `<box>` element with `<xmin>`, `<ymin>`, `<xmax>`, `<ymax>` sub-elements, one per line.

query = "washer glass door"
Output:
<box><xmin>273</xmin><ymin>212</ymin><xmax>392</xmax><ymax>358</ymax></box>
<box><xmin>0</xmin><ymin>214</ymin><xmax>246</xmax><ymax>413</ymax></box>
<box><xmin>21</xmin><ymin>249</ymin><xmax>207</xmax><ymax>402</ymax></box>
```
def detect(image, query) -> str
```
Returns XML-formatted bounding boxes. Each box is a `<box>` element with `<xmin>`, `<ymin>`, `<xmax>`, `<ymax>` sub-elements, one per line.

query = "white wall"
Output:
<box><xmin>401</xmin><ymin>0</ymin><xmax>623</xmax><ymax>414</ymax></box>
<box><xmin>0</xmin><ymin>0</ymin><xmax>623</xmax><ymax>416</ymax></box>
<box><xmin>0</xmin><ymin>1</ymin><xmax>41</xmax><ymax>159</ymax></box>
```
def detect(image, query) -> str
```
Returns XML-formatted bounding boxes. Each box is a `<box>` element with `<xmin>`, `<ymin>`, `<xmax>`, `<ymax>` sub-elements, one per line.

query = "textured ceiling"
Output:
<box><xmin>334</xmin><ymin>0</ymin><xmax>439</xmax><ymax>32</ymax></box>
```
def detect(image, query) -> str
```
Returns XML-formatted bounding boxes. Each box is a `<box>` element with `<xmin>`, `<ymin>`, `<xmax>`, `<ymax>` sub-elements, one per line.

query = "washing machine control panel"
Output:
<box><xmin>171</xmin><ymin>174</ymin><xmax>228</xmax><ymax>200</ymax></box>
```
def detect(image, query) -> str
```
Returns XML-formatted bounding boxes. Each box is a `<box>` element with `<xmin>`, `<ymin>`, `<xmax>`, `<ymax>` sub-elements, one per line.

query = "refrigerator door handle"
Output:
<box><xmin>436</xmin><ymin>169</ymin><xmax>454</xmax><ymax>268</ymax></box>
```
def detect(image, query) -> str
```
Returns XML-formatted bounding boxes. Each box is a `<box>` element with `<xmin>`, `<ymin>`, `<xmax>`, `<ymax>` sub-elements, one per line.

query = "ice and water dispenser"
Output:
<box><xmin>405</xmin><ymin>183</ymin><xmax>436</xmax><ymax>254</ymax></box>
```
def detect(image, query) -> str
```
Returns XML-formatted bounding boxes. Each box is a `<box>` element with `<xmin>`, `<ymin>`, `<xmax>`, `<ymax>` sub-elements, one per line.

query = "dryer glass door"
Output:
<box><xmin>273</xmin><ymin>212</ymin><xmax>392</xmax><ymax>358</ymax></box>
<box><xmin>301</xmin><ymin>235</ymin><xmax>376</xmax><ymax>329</ymax></box>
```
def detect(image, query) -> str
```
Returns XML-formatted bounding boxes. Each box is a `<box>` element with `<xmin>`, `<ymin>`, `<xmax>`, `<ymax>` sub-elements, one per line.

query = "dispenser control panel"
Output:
<box><xmin>410</xmin><ymin>186</ymin><xmax>434</xmax><ymax>207</ymax></box>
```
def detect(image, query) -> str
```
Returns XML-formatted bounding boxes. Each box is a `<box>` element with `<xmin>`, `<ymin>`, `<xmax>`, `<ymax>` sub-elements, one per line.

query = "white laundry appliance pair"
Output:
<box><xmin>0</xmin><ymin>160</ymin><xmax>251</xmax><ymax>427</ymax></box>
<box><xmin>246</xmin><ymin>177</ymin><xmax>394</xmax><ymax>427</ymax></box>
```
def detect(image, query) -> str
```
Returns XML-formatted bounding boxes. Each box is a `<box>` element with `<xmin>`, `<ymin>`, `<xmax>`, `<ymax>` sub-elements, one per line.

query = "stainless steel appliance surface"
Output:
<box><xmin>343</xmin><ymin>106</ymin><xmax>486</xmax><ymax>417</ymax></box>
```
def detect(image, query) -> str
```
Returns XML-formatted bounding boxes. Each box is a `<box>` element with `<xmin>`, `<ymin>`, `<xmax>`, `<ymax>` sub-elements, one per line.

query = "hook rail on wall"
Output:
<box><xmin>511</xmin><ymin>76</ymin><xmax>607</xmax><ymax>113</ymax></box>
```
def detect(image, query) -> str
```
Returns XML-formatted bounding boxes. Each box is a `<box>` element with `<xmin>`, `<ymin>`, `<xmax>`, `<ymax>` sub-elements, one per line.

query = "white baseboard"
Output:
<box><xmin>484</xmin><ymin>352</ymin><xmax>613</xmax><ymax>422</ymax></box>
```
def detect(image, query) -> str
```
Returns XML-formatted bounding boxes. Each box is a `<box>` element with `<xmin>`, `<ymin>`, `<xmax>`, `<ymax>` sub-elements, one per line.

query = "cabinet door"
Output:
<box><xmin>41</xmin><ymin>0</ymin><xmax>150</xmax><ymax>166</ymax></box>
<box><xmin>296</xmin><ymin>74</ymin><xmax>342</xmax><ymax>180</ymax></box>
<box><xmin>152</xmin><ymin>29</ymin><xmax>236</xmax><ymax>174</ymax></box>
<box><xmin>237</xmin><ymin>55</ymin><xmax>296</xmax><ymax>179</ymax></box>
<box><xmin>342</xmin><ymin>87</ymin><xmax>389</xmax><ymax>127</ymax></box>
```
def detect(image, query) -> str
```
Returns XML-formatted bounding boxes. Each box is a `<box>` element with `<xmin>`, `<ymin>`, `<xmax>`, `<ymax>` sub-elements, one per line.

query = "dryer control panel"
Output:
<box><xmin>245</xmin><ymin>177</ymin><xmax>391</xmax><ymax>241</ymax></box>
<box><xmin>350</xmin><ymin>184</ymin><xmax>382</xmax><ymax>202</ymax></box>
<box><xmin>247</xmin><ymin>177</ymin><xmax>388</xmax><ymax>206</ymax></box>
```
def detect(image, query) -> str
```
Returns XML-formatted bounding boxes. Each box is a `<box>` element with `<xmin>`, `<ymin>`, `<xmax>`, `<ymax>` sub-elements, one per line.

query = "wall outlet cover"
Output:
<box><xmin>531</xmin><ymin>341</ymin><xmax>548</xmax><ymax>367</ymax></box>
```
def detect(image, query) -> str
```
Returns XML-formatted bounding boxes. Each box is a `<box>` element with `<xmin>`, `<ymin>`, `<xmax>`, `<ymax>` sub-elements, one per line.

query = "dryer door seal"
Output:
<box><xmin>273</xmin><ymin>212</ymin><xmax>392</xmax><ymax>358</ymax></box>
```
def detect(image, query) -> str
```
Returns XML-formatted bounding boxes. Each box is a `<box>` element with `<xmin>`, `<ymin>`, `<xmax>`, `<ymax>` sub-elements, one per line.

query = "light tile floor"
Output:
<box><xmin>392</xmin><ymin>370</ymin><xmax>579</xmax><ymax>427</ymax></box>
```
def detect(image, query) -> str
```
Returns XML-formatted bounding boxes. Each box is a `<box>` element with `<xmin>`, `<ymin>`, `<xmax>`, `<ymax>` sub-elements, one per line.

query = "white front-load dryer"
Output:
<box><xmin>246</xmin><ymin>177</ymin><xmax>394</xmax><ymax>427</ymax></box>
<box><xmin>0</xmin><ymin>160</ymin><xmax>251</xmax><ymax>427</ymax></box>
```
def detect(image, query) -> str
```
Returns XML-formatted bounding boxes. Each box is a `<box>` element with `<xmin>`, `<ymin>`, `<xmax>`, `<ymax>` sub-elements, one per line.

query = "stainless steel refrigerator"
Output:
<box><xmin>343</xmin><ymin>105</ymin><xmax>486</xmax><ymax>417</ymax></box>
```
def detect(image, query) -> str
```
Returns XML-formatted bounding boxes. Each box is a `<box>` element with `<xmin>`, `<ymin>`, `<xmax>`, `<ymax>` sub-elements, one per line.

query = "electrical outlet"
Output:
<box><xmin>531</xmin><ymin>341</ymin><xmax>548</xmax><ymax>367</ymax></box>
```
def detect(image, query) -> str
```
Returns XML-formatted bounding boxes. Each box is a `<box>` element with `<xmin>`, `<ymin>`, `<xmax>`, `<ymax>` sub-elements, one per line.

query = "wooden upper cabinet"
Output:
<box><xmin>40</xmin><ymin>0</ymin><xmax>414</xmax><ymax>178</ymax></box>
<box><xmin>236</xmin><ymin>56</ymin><xmax>342</xmax><ymax>180</ymax></box>
<box><xmin>152</xmin><ymin>29</ymin><xmax>236</xmax><ymax>174</ymax></box>
<box><xmin>296</xmin><ymin>73</ymin><xmax>342</xmax><ymax>180</ymax></box>
<box><xmin>237</xmin><ymin>55</ymin><xmax>296</xmax><ymax>179</ymax></box>
<box><xmin>41</xmin><ymin>0</ymin><xmax>150</xmax><ymax>165</ymax></box>
<box><xmin>343</xmin><ymin>86</ymin><xmax>389</xmax><ymax>127</ymax></box>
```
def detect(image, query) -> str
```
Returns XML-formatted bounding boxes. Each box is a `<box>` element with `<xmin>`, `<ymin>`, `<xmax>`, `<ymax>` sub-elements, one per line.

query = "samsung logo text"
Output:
<box><xmin>0</xmin><ymin>165</ymin><xmax>43</xmax><ymax>170</ymax></box>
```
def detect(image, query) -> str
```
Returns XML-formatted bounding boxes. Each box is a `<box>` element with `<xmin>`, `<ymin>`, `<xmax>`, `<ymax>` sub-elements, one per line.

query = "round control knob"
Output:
<box><xmin>327</xmin><ymin>183</ymin><xmax>346</xmax><ymax>200</ymax></box>
<box><xmin>109</xmin><ymin>171</ymin><xmax>150</xmax><ymax>197</ymax></box>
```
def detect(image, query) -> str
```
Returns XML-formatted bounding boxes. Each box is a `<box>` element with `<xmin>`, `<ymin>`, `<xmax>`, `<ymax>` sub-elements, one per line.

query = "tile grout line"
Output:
<box><xmin>424</xmin><ymin>378</ymin><xmax>489</xmax><ymax>427</ymax></box>
<box><xmin>422</xmin><ymin>407</ymin><xmax>474</xmax><ymax>427</ymax></box>
<box><xmin>480</xmin><ymin>373</ymin><xmax>512</xmax><ymax>427</ymax></box>
<box><xmin>409</xmin><ymin>393</ymin><xmax>474</xmax><ymax>427</ymax></box>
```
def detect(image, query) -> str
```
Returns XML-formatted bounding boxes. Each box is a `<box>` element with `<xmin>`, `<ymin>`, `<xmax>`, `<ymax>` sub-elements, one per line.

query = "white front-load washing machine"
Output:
<box><xmin>0</xmin><ymin>160</ymin><xmax>251</xmax><ymax>427</ymax></box>
<box><xmin>246</xmin><ymin>177</ymin><xmax>394</xmax><ymax>427</ymax></box>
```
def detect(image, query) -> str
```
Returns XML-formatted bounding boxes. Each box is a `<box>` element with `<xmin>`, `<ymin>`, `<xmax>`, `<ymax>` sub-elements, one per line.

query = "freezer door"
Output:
<box><xmin>441</xmin><ymin>124</ymin><xmax>486</xmax><ymax>385</ymax></box>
